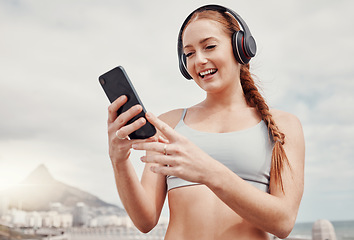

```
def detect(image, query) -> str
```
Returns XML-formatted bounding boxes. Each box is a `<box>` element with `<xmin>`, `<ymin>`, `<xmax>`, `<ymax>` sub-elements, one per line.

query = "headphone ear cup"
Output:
<box><xmin>179</xmin><ymin>54</ymin><xmax>193</xmax><ymax>80</ymax></box>
<box><xmin>232</xmin><ymin>30</ymin><xmax>251</xmax><ymax>64</ymax></box>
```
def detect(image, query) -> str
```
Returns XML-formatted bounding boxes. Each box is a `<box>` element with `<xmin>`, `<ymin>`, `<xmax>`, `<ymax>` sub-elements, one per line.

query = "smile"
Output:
<box><xmin>199</xmin><ymin>68</ymin><xmax>218</xmax><ymax>78</ymax></box>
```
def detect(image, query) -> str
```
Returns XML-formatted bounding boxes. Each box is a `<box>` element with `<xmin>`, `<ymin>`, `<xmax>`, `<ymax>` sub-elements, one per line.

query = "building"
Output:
<box><xmin>73</xmin><ymin>202</ymin><xmax>88</xmax><ymax>227</ymax></box>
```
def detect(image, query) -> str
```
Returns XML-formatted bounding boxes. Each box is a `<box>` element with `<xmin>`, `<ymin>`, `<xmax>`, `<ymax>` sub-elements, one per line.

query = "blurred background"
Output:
<box><xmin>0</xmin><ymin>0</ymin><xmax>353</xmax><ymax>227</ymax></box>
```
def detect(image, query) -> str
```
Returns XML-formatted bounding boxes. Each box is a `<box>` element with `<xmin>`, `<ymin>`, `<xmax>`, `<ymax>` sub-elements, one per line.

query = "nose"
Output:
<box><xmin>195</xmin><ymin>51</ymin><xmax>208</xmax><ymax>66</ymax></box>
<box><xmin>186</xmin><ymin>50</ymin><xmax>208</xmax><ymax>77</ymax></box>
<box><xmin>194</xmin><ymin>51</ymin><xmax>208</xmax><ymax>66</ymax></box>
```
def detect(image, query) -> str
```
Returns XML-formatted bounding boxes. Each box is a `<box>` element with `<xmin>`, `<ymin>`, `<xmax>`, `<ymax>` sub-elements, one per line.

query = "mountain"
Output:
<box><xmin>0</xmin><ymin>164</ymin><xmax>125</xmax><ymax>213</ymax></box>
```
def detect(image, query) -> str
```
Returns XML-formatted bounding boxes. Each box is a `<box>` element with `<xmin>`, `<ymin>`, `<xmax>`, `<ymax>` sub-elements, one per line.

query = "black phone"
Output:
<box><xmin>99</xmin><ymin>66</ymin><xmax>156</xmax><ymax>139</ymax></box>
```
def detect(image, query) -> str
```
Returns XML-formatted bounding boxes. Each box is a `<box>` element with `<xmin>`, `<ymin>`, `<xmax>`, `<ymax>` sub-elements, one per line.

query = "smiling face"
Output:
<box><xmin>182</xmin><ymin>18</ymin><xmax>240</xmax><ymax>93</ymax></box>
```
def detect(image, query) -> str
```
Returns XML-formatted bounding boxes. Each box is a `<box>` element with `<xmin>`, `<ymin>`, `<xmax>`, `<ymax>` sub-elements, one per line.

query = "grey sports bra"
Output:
<box><xmin>166</xmin><ymin>108</ymin><xmax>273</xmax><ymax>192</ymax></box>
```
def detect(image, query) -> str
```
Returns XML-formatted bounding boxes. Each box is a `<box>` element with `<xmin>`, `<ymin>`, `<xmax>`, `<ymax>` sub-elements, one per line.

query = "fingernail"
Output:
<box><xmin>132</xmin><ymin>144</ymin><xmax>137</xmax><ymax>149</ymax></box>
<box><xmin>146</xmin><ymin>136</ymin><xmax>156</xmax><ymax>142</ymax></box>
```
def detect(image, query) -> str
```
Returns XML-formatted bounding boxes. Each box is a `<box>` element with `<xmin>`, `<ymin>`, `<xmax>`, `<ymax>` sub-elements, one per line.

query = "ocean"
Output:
<box><xmin>289</xmin><ymin>220</ymin><xmax>354</xmax><ymax>240</ymax></box>
<box><xmin>67</xmin><ymin>221</ymin><xmax>353</xmax><ymax>240</ymax></box>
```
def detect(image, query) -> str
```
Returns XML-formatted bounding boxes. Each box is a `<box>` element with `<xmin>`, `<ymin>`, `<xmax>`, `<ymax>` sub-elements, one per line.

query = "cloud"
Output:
<box><xmin>0</xmin><ymin>0</ymin><xmax>353</xmax><ymax>222</ymax></box>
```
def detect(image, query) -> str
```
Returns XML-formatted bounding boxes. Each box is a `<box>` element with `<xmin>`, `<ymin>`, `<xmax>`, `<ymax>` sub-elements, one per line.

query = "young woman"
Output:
<box><xmin>107</xmin><ymin>5</ymin><xmax>305</xmax><ymax>239</ymax></box>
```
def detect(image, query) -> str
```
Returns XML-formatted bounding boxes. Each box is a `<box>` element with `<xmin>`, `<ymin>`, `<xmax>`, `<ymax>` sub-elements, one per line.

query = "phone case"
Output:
<box><xmin>99</xmin><ymin>66</ymin><xmax>156</xmax><ymax>139</ymax></box>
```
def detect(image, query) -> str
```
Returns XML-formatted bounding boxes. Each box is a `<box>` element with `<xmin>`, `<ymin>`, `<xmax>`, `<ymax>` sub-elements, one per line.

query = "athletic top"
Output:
<box><xmin>166</xmin><ymin>108</ymin><xmax>273</xmax><ymax>192</ymax></box>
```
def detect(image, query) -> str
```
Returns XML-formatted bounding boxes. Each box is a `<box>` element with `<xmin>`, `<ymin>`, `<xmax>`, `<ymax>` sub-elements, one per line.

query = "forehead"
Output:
<box><xmin>182</xmin><ymin>19</ymin><xmax>228</xmax><ymax>47</ymax></box>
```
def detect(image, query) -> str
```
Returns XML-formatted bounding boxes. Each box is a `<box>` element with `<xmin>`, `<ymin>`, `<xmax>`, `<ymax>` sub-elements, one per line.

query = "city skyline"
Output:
<box><xmin>0</xmin><ymin>0</ymin><xmax>353</xmax><ymax>224</ymax></box>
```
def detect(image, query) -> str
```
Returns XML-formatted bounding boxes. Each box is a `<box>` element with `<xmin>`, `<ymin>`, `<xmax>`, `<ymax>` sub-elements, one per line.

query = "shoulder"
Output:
<box><xmin>158</xmin><ymin>108</ymin><xmax>185</xmax><ymax>129</ymax></box>
<box><xmin>269</xmin><ymin>109</ymin><xmax>302</xmax><ymax>131</ymax></box>
<box><xmin>269</xmin><ymin>108</ymin><xmax>304</xmax><ymax>146</ymax></box>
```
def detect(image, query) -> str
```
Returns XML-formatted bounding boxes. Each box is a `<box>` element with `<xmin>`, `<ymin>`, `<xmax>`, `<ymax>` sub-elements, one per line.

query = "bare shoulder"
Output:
<box><xmin>158</xmin><ymin>108</ymin><xmax>185</xmax><ymax>129</ymax></box>
<box><xmin>270</xmin><ymin>109</ymin><xmax>304</xmax><ymax>150</ymax></box>
<box><xmin>270</xmin><ymin>109</ymin><xmax>302</xmax><ymax>132</ymax></box>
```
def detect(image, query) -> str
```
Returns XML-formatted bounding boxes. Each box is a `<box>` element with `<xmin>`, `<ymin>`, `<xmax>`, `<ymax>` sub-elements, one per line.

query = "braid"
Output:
<box><xmin>240</xmin><ymin>64</ymin><xmax>290</xmax><ymax>192</ymax></box>
<box><xmin>185</xmin><ymin>9</ymin><xmax>290</xmax><ymax>192</ymax></box>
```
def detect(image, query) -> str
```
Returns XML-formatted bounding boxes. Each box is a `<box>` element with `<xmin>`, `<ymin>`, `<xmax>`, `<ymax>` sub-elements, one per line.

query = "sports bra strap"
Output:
<box><xmin>180</xmin><ymin>108</ymin><xmax>188</xmax><ymax>121</ymax></box>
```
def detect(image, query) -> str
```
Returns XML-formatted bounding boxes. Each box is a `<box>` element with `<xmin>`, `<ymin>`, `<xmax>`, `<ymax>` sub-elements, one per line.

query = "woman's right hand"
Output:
<box><xmin>107</xmin><ymin>95</ymin><xmax>155</xmax><ymax>166</ymax></box>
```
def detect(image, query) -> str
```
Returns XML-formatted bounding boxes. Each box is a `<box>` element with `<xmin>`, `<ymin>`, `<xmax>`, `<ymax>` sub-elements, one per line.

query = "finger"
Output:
<box><xmin>115</xmin><ymin>117</ymin><xmax>146</xmax><ymax>139</ymax></box>
<box><xmin>158</xmin><ymin>136</ymin><xmax>169</xmax><ymax>144</ymax></box>
<box><xmin>115</xmin><ymin>104</ymin><xmax>143</xmax><ymax>128</ymax></box>
<box><xmin>111</xmin><ymin>134</ymin><xmax>156</xmax><ymax>149</ymax></box>
<box><xmin>108</xmin><ymin>95</ymin><xmax>128</xmax><ymax>123</ymax></box>
<box><xmin>145</xmin><ymin>135</ymin><xmax>159</xmax><ymax>142</ymax></box>
<box><xmin>115</xmin><ymin>130</ymin><xmax>129</xmax><ymax>140</ymax></box>
<box><xmin>146</xmin><ymin>112</ymin><xmax>178</xmax><ymax>141</ymax></box>
<box><xmin>150</xmin><ymin>165</ymin><xmax>175</xmax><ymax>176</ymax></box>
<box><xmin>141</xmin><ymin>154</ymin><xmax>175</xmax><ymax>166</ymax></box>
<box><xmin>132</xmin><ymin>141</ymin><xmax>166</xmax><ymax>154</ymax></box>
<box><xmin>118</xmin><ymin>137</ymin><xmax>157</xmax><ymax>146</ymax></box>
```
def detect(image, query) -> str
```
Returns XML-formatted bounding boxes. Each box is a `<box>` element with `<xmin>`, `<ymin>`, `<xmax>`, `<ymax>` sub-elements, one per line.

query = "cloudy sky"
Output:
<box><xmin>1</xmin><ymin>0</ymin><xmax>353</xmax><ymax>224</ymax></box>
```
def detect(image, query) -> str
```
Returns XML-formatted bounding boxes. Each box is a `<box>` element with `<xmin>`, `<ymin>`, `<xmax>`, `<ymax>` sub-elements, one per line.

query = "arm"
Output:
<box><xmin>107</xmin><ymin>96</ymin><xmax>166</xmax><ymax>233</ymax></box>
<box><xmin>133</xmin><ymin>110</ymin><xmax>305</xmax><ymax>238</ymax></box>
<box><xmin>112</xmin><ymin>159</ymin><xmax>166</xmax><ymax>233</ymax></box>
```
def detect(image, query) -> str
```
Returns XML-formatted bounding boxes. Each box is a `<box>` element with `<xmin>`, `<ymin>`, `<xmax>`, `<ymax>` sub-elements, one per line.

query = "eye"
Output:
<box><xmin>206</xmin><ymin>45</ymin><xmax>216</xmax><ymax>50</ymax></box>
<box><xmin>185</xmin><ymin>52</ymin><xmax>194</xmax><ymax>58</ymax></box>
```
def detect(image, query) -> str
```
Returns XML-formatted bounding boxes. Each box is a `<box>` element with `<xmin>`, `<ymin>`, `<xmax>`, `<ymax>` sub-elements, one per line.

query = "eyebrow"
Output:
<box><xmin>183</xmin><ymin>37</ymin><xmax>218</xmax><ymax>49</ymax></box>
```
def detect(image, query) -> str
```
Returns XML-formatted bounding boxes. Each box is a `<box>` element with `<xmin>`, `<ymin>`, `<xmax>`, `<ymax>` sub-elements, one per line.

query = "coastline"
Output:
<box><xmin>285</xmin><ymin>220</ymin><xmax>354</xmax><ymax>240</ymax></box>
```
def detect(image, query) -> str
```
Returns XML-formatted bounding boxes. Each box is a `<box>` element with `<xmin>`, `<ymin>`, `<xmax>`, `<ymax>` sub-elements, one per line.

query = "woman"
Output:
<box><xmin>107</xmin><ymin>5</ymin><xmax>305</xmax><ymax>239</ymax></box>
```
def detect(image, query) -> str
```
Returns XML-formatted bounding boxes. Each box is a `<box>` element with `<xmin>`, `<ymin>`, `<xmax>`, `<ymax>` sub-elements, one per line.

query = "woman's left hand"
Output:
<box><xmin>132</xmin><ymin>112</ymin><xmax>221</xmax><ymax>184</ymax></box>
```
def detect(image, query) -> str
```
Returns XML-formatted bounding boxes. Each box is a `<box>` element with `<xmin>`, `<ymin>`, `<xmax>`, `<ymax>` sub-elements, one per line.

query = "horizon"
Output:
<box><xmin>2</xmin><ymin>163</ymin><xmax>354</xmax><ymax>224</ymax></box>
<box><xmin>1</xmin><ymin>0</ymin><xmax>353</xmax><ymax>224</ymax></box>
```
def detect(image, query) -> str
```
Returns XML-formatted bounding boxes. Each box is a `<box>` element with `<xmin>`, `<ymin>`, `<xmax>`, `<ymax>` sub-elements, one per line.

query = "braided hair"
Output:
<box><xmin>240</xmin><ymin>64</ymin><xmax>290</xmax><ymax>192</ymax></box>
<box><xmin>184</xmin><ymin>9</ymin><xmax>290</xmax><ymax>192</ymax></box>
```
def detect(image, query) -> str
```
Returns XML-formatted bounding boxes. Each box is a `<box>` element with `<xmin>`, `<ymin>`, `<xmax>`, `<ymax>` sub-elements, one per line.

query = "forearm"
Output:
<box><xmin>112</xmin><ymin>159</ymin><xmax>157</xmax><ymax>232</ymax></box>
<box><xmin>205</xmin><ymin>165</ymin><xmax>296</xmax><ymax>238</ymax></box>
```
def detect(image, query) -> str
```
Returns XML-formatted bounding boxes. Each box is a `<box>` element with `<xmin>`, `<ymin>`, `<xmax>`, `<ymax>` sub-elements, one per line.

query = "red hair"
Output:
<box><xmin>183</xmin><ymin>10</ymin><xmax>290</xmax><ymax>192</ymax></box>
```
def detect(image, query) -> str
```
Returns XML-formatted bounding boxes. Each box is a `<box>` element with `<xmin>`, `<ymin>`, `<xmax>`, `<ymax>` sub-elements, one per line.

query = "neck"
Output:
<box><xmin>202</xmin><ymin>81</ymin><xmax>249</xmax><ymax>111</ymax></box>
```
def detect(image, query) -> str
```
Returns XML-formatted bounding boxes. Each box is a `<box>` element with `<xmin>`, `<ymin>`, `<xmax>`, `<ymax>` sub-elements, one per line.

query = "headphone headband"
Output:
<box><xmin>177</xmin><ymin>4</ymin><xmax>257</xmax><ymax>79</ymax></box>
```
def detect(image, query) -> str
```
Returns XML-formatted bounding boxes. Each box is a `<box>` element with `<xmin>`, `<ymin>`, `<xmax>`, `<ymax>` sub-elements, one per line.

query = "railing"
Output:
<box><xmin>68</xmin><ymin>225</ymin><xmax>167</xmax><ymax>240</ymax></box>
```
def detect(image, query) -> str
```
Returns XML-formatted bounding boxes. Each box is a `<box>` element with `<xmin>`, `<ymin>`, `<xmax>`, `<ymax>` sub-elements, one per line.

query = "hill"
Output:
<box><xmin>0</xmin><ymin>164</ymin><xmax>124</xmax><ymax>214</ymax></box>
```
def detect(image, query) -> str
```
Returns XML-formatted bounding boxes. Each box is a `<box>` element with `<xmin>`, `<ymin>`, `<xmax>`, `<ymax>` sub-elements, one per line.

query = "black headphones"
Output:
<box><xmin>177</xmin><ymin>4</ymin><xmax>257</xmax><ymax>80</ymax></box>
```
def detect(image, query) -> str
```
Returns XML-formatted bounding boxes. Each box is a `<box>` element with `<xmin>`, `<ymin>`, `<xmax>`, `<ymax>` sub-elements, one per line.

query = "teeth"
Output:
<box><xmin>199</xmin><ymin>69</ymin><xmax>216</xmax><ymax>77</ymax></box>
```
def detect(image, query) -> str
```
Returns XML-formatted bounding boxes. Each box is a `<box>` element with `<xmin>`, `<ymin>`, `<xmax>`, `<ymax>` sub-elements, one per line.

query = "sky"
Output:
<box><xmin>1</xmin><ymin>0</ymin><xmax>353</xmax><ymax>224</ymax></box>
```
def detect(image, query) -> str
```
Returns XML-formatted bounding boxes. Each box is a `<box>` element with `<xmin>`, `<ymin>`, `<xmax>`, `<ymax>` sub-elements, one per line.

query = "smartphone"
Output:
<box><xmin>99</xmin><ymin>66</ymin><xmax>156</xmax><ymax>139</ymax></box>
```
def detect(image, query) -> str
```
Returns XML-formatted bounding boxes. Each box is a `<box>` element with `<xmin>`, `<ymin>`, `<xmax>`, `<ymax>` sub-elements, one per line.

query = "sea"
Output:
<box><xmin>288</xmin><ymin>220</ymin><xmax>354</xmax><ymax>240</ymax></box>
<box><xmin>67</xmin><ymin>221</ymin><xmax>354</xmax><ymax>240</ymax></box>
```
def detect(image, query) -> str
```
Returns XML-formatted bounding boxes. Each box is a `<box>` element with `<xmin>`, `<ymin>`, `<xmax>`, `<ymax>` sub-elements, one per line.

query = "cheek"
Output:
<box><xmin>186</xmin><ymin>59</ymin><xmax>198</xmax><ymax>77</ymax></box>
